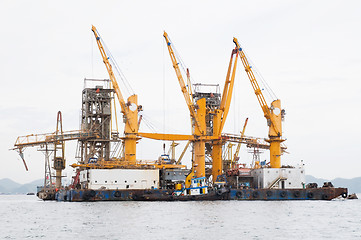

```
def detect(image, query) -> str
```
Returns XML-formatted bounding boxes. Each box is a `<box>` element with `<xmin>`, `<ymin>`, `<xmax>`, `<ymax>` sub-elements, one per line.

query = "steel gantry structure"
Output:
<box><xmin>13</xmin><ymin>111</ymin><xmax>96</xmax><ymax>189</ymax></box>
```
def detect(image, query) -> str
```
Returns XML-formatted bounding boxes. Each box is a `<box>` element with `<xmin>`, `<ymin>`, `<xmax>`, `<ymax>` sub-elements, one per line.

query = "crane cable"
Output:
<box><xmin>167</xmin><ymin>35</ymin><xmax>195</xmax><ymax>93</ymax></box>
<box><xmin>238</xmin><ymin>42</ymin><xmax>278</xmax><ymax>102</ymax></box>
<box><xmin>140</xmin><ymin>115</ymin><xmax>158</xmax><ymax>133</ymax></box>
<box><xmin>141</xmin><ymin>112</ymin><xmax>182</xmax><ymax>135</ymax></box>
<box><xmin>95</xmin><ymin>29</ymin><xmax>135</xmax><ymax>97</ymax></box>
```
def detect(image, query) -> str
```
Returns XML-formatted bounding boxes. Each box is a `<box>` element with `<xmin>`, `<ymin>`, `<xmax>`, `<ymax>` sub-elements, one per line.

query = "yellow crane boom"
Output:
<box><xmin>92</xmin><ymin>26</ymin><xmax>128</xmax><ymax>119</ymax></box>
<box><xmin>139</xmin><ymin>132</ymin><xmax>282</xmax><ymax>153</ymax></box>
<box><xmin>92</xmin><ymin>26</ymin><xmax>139</xmax><ymax>164</ymax></box>
<box><xmin>14</xmin><ymin>130</ymin><xmax>95</xmax><ymax>148</ymax></box>
<box><xmin>233</xmin><ymin>38</ymin><xmax>284</xmax><ymax>168</ymax></box>
<box><xmin>138</xmin><ymin>132</ymin><xmax>219</xmax><ymax>141</ymax></box>
<box><xmin>163</xmin><ymin>32</ymin><xmax>203</xmax><ymax>135</ymax></box>
<box><xmin>176</xmin><ymin>141</ymin><xmax>190</xmax><ymax>165</ymax></box>
<box><xmin>232</xmin><ymin>117</ymin><xmax>248</xmax><ymax>166</ymax></box>
<box><xmin>163</xmin><ymin>32</ymin><xmax>208</xmax><ymax>178</ymax></box>
<box><xmin>217</xmin><ymin>47</ymin><xmax>239</xmax><ymax>135</ymax></box>
<box><xmin>211</xmin><ymin>46</ymin><xmax>239</xmax><ymax>181</ymax></box>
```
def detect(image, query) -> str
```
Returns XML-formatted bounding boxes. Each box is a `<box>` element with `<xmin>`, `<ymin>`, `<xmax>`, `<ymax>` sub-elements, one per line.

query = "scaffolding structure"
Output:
<box><xmin>78</xmin><ymin>79</ymin><xmax>115</xmax><ymax>164</ymax></box>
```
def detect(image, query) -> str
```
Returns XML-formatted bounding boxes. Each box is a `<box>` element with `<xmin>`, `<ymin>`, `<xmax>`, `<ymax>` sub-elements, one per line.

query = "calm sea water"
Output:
<box><xmin>0</xmin><ymin>195</ymin><xmax>360</xmax><ymax>239</ymax></box>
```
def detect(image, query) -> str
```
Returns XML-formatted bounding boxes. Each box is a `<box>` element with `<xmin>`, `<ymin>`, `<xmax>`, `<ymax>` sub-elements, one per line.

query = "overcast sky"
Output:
<box><xmin>1</xmin><ymin>0</ymin><xmax>360</xmax><ymax>184</ymax></box>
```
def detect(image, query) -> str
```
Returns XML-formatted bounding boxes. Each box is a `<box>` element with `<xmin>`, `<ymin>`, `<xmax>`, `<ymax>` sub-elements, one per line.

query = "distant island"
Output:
<box><xmin>305</xmin><ymin>175</ymin><xmax>361</xmax><ymax>194</ymax></box>
<box><xmin>0</xmin><ymin>178</ymin><xmax>43</xmax><ymax>195</ymax></box>
<box><xmin>0</xmin><ymin>176</ymin><xmax>360</xmax><ymax>195</ymax></box>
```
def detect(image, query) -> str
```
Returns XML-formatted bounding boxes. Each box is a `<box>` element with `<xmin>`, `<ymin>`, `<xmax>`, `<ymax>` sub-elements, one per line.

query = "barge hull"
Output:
<box><xmin>55</xmin><ymin>187</ymin><xmax>347</xmax><ymax>202</ymax></box>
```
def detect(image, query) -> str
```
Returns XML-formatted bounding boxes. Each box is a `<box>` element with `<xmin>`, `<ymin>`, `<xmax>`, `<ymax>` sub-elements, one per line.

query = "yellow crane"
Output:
<box><xmin>163</xmin><ymin>32</ymin><xmax>239</xmax><ymax>182</ymax></box>
<box><xmin>233</xmin><ymin>38</ymin><xmax>285</xmax><ymax>168</ymax></box>
<box><xmin>92</xmin><ymin>26</ymin><xmax>140</xmax><ymax>165</ymax></box>
<box><xmin>231</xmin><ymin>117</ymin><xmax>249</xmax><ymax>167</ymax></box>
<box><xmin>163</xmin><ymin>31</ymin><xmax>207</xmax><ymax>178</ymax></box>
<box><xmin>210</xmin><ymin>44</ymin><xmax>239</xmax><ymax>181</ymax></box>
<box><xmin>176</xmin><ymin>141</ymin><xmax>191</xmax><ymax>165</ymax></box>
<box><xmin>163</xmin><ymin>32</ymin><xmax>202</xmax><ymax>135</ymax></box>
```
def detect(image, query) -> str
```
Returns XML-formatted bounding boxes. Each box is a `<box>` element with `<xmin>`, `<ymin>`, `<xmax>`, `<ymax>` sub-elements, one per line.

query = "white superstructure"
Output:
<box><xmin>251</xmin><ymin>166</ymin><xmax>305</xmax><ymax>189</ymax></box>
<box><xmin>79</xmin><ymin>169</ymin><xmax>160</xmax><ymax>190</ymax></box>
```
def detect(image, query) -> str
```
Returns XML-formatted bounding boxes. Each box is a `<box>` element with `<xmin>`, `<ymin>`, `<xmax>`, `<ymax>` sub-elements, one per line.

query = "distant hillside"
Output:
<box><xmin>0</xmin><ymin>178</ymin><xmax>22</xmax><ymax>194</ymax></box>
<box><xmin>306</xmin><ymin>175</ymin><xmax>361</xmax><ymax>194</ymax></box>
<box><xmin>0</xmin><ymin>178</ymin><xmax>42</xmax><ymax>194</ymax></box>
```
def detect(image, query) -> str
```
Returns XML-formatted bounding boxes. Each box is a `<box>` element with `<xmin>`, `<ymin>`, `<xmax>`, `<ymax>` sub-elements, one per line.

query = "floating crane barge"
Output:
<box><xmin>57</xmin><ymin>186</ymin><xmax>347</xmax><ymax>201</ymax></box>
<box><xmin>14</xmin><ymin>27</ymin><xmax>347</xmax><ymax>201</ymax></box>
